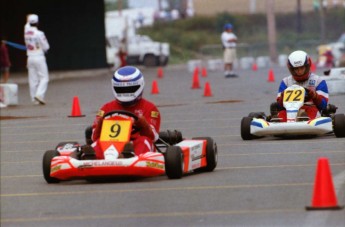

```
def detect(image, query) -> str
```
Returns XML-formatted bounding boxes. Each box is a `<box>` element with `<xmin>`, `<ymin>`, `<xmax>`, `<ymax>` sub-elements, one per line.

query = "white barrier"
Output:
<box><xmin>240</xmin><ymin>57</ymin><xmax>255</xmax><ymax>69</ymax></box>
<box><xmin>256</xmin><ymin>56</ymin><xmax>271</xmax><ymax>68</ymax></box>
<box><xmin>278</xmin><ymin>54</ymin><xmax>288</xmax><ymax>67</ymax></box>
<box><xmin>187</xmin><ymin>59</ymin><xmax>202</xmax><ymax>73</ymax></box>
<box><xmin>320</xmin><ymin>67</ymin><xmax>345</xmax><ymax>94</ymax></box>
<box><xmin>0</xmin><ymin>83</ymin><xmax>18</xmax><ymax>106</ymax></box>
<box><xmin>207</xmin><ymin>59</ymin><xmax>223</xmax><ymax>71</ymax></box>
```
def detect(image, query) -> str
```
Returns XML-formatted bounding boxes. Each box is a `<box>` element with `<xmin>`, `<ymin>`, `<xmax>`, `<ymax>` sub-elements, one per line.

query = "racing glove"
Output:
<box><xmin>305</xmin><ymin>88</ymin><xmax>318</xmax><ymax>100</ymax></box>
<box><xmin>277</xmin><ymin>92</ymin><xmax>284</xmax><ymax>108</ymax></box>
<box><xmin>135</xmin><ymin>116</ymin><xmax>155</xmax><ymax>140</ymax></box>
<box><xmin>304</xmin><ymin>87</ymin><xmax>326</xmax><ymax>110</ymax></box>
<box><xmin>92</xmin><ymin>117</ymin><xmax>103</xmax><ymax>141</ymax></box>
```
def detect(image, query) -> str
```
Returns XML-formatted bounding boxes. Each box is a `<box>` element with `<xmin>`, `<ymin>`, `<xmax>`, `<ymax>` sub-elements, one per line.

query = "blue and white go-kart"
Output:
<box><xmin>241</xmin><ymin>85</ymin><xmax>345</xmax><ymax>140</ymax></box>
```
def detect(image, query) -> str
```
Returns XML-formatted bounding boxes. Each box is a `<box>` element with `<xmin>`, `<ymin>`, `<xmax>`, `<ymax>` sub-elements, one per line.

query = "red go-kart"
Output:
<box><xmin>43</xmin><ymin>110</ymin><xmax>218</xmax><ymax>183</ymax></box>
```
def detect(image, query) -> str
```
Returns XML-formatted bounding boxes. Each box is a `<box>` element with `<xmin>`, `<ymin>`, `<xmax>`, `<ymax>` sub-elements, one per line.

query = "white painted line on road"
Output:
<box><xmin>1</xmin><ymin>182</ymin><xmax>313</xmax><ymax>197</ymax></box>
<box><xmin>1</xmin><ymin>208</ymin><xmax>303</xmax><ymax>223</ymax></box>
<box><xmin>219</xmin><ymin>150</ymin><xmax>345</xmax><ymax>156</ymax></box>
<box><xmin>2</xmin><ymin>163</ymin><xmax>344</xmax><ymax>178</ymax></box>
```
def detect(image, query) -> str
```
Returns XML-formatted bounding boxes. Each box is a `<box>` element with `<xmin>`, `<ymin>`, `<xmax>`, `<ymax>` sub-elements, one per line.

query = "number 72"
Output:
<box><xmin>283</xmin><ymin>89</ymin><xmax>304</xmax><ymax>102</ymax></box>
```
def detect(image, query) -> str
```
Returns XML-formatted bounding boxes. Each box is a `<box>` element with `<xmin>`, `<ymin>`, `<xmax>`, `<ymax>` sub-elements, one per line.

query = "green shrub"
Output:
<box><xmin>139</xmin><ymin>8</ymin><xmax>345</xmax><ymax>64</ymax></box>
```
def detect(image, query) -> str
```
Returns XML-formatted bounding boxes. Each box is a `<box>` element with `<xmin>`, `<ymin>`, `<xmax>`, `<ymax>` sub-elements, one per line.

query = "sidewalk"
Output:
<box><xmin>5</xmin><ymin>64</ymin><xmax>187</xmax><ymax>85</ymax></box>
<box><xmin>6</xmin><ymin>68</ymin><xmax>111</xmax><ymax>85</ymax></box>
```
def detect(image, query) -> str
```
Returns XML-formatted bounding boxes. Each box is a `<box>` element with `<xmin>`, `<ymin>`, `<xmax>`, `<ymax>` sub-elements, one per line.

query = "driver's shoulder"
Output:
<box><xmin>139</xmin><ymin>98</ymin><xmax>157</xmax><ymax>107</ymax></box>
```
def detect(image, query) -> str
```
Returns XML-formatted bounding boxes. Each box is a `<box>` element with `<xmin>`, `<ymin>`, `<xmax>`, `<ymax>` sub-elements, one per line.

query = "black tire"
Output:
<box><xmin>85</xmin><ymin>126</ymin><xmax>93</xmax><ymax>145</ymax></box>
<box><xmin>192</xmin><ymin>137</ymin><xmax>218</xmax><ymax>172</ymax></box>
<box><xmin>241</xmin><ymin>117</ymin><xmax>253</xmax><ymax>140</ymax></box>
<box><xmin>270</xmin><ymin>102</ymin><xmax>284</xmax><ymax>116</ymax></box>
<box><xmin>158</xmin><ymin>130</ymin><xmax>183</xmax><ymax>145</ymax></box>
<box><xmin>143</xmin><ymin>54</ymin><xmax>158</xmax><ymax>67</ymax></box>
<box><xmin>248</xmin><ymin>112</ymin><xmax>266</xmax><ymax>119</ymax></box>
<box><xmin>42</xmin><ymin>150</ymin><xmax>60</xmax><ymax>183</ymax></box>
<box><xmin>333</xmin><ymin>114</ymin><xmax>345</xmax><ymax>138</ymax></box>
<box><xmin>160</xmin><ymin>57</ymin><xmax>169</xmax><ymax>66</ymax></box>
<box><xmin>165</xmin><ymin>146</ymin><xmax>183</xmax><ymax>179</ymax></box>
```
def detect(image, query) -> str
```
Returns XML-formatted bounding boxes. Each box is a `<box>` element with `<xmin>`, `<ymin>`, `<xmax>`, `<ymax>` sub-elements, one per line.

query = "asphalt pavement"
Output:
<box><xmin>1</xmin><ymin>64</ymin><xmax>344</xmax><ymax>227</ymax></box>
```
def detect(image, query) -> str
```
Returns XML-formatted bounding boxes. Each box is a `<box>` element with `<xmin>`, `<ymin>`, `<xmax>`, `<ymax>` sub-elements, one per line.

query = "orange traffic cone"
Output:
<box><xmin>252</xmin><ymin>63</ymin><xmax>258</xmax><ymax>71</ymax></box>
<box><xmin>151</xmin><ymin>80</ymin><xmax>159</xmax><ymax>94</ymax></box>
<box><xmin>201</xmin><ymin>67</ymin><xmax>208</xmax><ymax>77</ymax></box>
<box><xmin>191</xmin><ymin>69</ymin><xmax>201</xmax><ymax>89</ymax></box>
<box><xmin>157</xmin><ymin>67</ymin><xmax>164</xmax><ymax>78</ymax></box>
<box><xmin>68</xmin><ymin>96</ymin><xmax>85</xmax><ymax>117</ymax></box>
<box><xmin>267</xmin><ymin>68</ymin><xmax>275</xmax><ymax>82</ymax></box>
<box><xmin>203</xmin><ymin>82</ymin><xmax>213</xmax><ymax>97</ymax></box>
<box><xmin>306</xmin><ymin>157</ymin><xmax>344</xmax><ymax>210</ymax></box>
<box><xmin>194</xmin><ymin>66</ymin><xmax>199</xmax><ymax>76</ymax></box>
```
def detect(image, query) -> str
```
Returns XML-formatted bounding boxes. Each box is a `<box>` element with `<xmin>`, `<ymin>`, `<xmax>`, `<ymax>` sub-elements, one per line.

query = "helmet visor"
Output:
<box><xmin>114</xmin><ymin>85</ymin><xmax>140</xmax><ymax>94</ymax></box>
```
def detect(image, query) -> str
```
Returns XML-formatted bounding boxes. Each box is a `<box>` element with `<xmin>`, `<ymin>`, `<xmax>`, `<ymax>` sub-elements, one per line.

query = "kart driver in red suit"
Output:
<box><xmin>84</xmin><ymin>66</ymin><xmax>161</xmax><ymax>159</ymax></box>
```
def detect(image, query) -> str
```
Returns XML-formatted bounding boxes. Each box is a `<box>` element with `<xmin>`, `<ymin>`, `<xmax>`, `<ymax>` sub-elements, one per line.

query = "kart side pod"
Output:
<box><xmin>165</xmin><ymin>137</ymin><xmax>217</xmax><ymax>179</ymax></box>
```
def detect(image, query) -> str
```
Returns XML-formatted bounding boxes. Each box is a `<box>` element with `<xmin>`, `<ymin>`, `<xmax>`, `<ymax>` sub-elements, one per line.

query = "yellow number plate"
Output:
<box><xmin>283</xmin><ymin>88</ymin><xmax>305</xmax><ymax>102</ymax></box>
<box><xmin>100</xmin><ymin>119</ymin><xmax>131</xmax><ymax>142</ymax></box>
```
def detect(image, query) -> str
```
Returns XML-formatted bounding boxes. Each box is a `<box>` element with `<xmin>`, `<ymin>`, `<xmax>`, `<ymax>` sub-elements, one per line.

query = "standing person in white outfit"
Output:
<box><xmin>221</xmin><ymin>23</ymin><xmax>238</xmax><ymax>78</ymax></box>
<box><xmin>24</xmin><ymin>14</ymin><xmax>32</xmax><ymax>32</ymax></box>
<box><xmin>24</xmin><ymin>14</ymin><xmax>50</xmax><ymax>105</ymax></box>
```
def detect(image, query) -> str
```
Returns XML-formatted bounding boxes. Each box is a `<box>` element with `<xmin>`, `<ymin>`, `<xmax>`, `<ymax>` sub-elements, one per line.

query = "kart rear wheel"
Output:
<box><xmin>165</xmin><ymin>146</ymin><xmax>183</xmax><ymax>179</ymax></box>
<box><xmin>85</xmin><ymin>125</ymin><xmax>93</xmax><ymax>145</ymax></box>
<box><xmin>159</xmin><ymin>130</ymin><xmax>183</xmax><ymax>145</ymax></box>
<box><xmin>192</xmin><ymin>137</ymin><xmax>218</xmax><ymax>172</ymax></box>
<box><xmin>42</xmin><ymin>150</ymin><xmax>60</xmax><ymax>183</ymax></box>
<box><xmin>241</xmin><ymin>117</ymin><xmax>254</xmax><ymax>140</ymax></box>
<box><xmin>333</xmin><ymin>114</ymin><xmax>345</xmax><ymax>138</ymax></box>
<box><xmin>270</xmin><ymin>102</ymin><xmax>284</xmax><ymax>116</ymax></box>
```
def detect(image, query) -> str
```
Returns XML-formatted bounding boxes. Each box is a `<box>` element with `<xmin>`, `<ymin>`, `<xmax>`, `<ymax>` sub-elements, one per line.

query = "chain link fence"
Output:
<box><xmin>199</xmin><ymin>39</ymin><xmax>321</xmax><ymax>61</ymax></box>
<box><xmin>195</xmin><ymin>39</ymin><xmax>322</xmax><ymax>71</ymax></box>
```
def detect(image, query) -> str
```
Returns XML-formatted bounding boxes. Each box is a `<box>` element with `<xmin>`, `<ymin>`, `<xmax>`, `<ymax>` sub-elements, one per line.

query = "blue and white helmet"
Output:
<box><xmin>112</xmin><ymin>66</ymin><xmax>145</xmax><ymax>106</ymax></box>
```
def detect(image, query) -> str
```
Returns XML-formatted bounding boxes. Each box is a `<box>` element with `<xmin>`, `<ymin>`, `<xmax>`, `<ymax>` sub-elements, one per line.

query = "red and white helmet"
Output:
<box><xmin>287</xmin><ymin>50</ymin><xmax>311</xmax><ymax>82</ymax></box>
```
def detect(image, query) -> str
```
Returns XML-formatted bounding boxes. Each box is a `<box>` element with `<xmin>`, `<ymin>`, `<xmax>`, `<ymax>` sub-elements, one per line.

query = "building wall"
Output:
<box><xmin>1</xmin><ymin>0</ymin><xmax>107</xmax><ymax>71</ymax></box>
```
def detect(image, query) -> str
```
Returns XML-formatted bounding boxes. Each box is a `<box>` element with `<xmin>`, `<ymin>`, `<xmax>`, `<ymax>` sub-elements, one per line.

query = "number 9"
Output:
<box><xmin>109</xmin><ymin>123</ymin><xmax>121</xmax><ymax>138</ymax></box>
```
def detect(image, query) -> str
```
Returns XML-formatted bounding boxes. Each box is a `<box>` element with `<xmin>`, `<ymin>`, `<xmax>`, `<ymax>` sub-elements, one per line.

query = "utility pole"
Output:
<box><xmin>249</xmin><ymin>0</ymin><xmax>256</xmax><ymax>14</ymax></box>
<box><xmin>319</xmin><ymin>0</ymin><xmax>326</xmax><ymax>43</ymax></box>
<box><xmin>266</xmin><ymin>0</ymin><xmax>277</xmax><ymax>63</ymax></box>
<box><xmin>297</xmin><ymin>0</ymin><xmax>302</xmax><ymax>34</ymax></box>
<box><xmin>118</xmin><ymin>0</ymin><xmax>122</xmax><ymax>16</ymax></box>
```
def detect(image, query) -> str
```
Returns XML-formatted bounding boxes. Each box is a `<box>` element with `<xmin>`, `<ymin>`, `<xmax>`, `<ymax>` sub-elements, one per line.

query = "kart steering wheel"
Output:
<box><xmin>103</xmin><ymin>110</ymin><xmax>139</xmax><ymax>134</ymax></box>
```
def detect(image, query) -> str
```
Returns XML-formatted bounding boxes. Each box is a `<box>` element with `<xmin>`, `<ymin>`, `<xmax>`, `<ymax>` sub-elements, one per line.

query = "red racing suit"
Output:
<box><xmin>91</xmin><ymin>98</ymin><xmax>161</xmax><ymax>159</ymax></box>
<box><xmin>276</xmin><ymin>74</ymin><xmax>329</xmax><ymax>122</ymax></box>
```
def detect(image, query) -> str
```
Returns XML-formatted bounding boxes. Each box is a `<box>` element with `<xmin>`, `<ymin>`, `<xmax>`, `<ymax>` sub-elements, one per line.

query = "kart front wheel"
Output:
<box><xmin>193</xmin><ymin>137</ymin><xmax>218</xmax><ymax>172</ymax></box>
<box><xmin>248</xmin><ymin>112</ymin><xmax>266</xmax><ymax>119</ymax></box>
<box><xmin>333</xmin><ymin>114</ymin><xmax>345</xmax><ymax>138</ymax></box>
<box><xmin>241</xmin><ymin>117</ymin><xmax>254</xmax><ymax>140</ymax></box>
<box><xmin>42</xmin><ymin>150</ymin><xmax>60</xmax><ymax>183</ymax></box>
<box><xmin>165</xmin><ymin>146</ymin><xmax>183</xmax><ymax>179</ymax></box>
<box><xmin>55</xmin><ymin>141</ymin><xmax>79</xmax><ymax>151</ymax></box>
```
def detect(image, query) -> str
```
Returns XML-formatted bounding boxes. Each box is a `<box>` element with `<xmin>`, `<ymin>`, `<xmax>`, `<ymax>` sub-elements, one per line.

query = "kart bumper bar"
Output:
<box><xmin>250</xmin><ymin>117</ymin><xmax>333</xmax><ymax>136</ymax></box>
